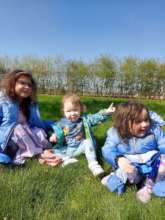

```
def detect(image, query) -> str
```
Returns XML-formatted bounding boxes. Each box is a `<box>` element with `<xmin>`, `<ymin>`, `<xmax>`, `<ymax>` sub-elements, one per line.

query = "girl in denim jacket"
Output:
<box><xmin>102</xmin><ymin>101</ymin><xmax>165</xmax><ymax>203</ymax></box>
<box><xmin>0</xmin><ymin>69</ymin><xmax>61</xmax><ymax>165</ymax></box>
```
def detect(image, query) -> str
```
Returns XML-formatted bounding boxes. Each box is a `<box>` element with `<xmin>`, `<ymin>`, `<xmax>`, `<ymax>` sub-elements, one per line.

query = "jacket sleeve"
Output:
<box><xmin>102</xmin><ymin>127</ymin><xmax>122</xmax><ymax>168</ymax></box>
<box><xmin>85</xmin><ymin>109</ymin><xmax>111</xmax><ymax>127</ymax></box>
<box><xmin>51</xmin><ymin>122</ymin><xmax>64</xmax><ymax>144</ymax></box>
<box><xmin>29</xmin><ymin>104</ymin><xmax>55</xmax><ymax>131</ymax></box>
<box><xmin>153</xmin><ymin>126</ymin><xmax>165</xmax><ymax>154</ymax></box>
<box><xmin>150</xmin><ymin>111</ymin><xmax>165</xmax><ymax>126</ymax></box>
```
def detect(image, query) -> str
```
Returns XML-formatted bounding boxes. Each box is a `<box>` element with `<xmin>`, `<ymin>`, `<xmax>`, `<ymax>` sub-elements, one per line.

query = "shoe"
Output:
<box><xmin>88</xmin><ymin>161</ymin><xmax>104</xmax><ymax>176</ymax></box>
<box><xmin>102</xmin><ymin>173</ymin><xmax>125</xmax><ymax>194</ymax></box>
<box><xmin>136</xmin><ymin>185</ymin><xmax>152</xmax><ymax>203</ymax></box>
<box><xmin>101</xmin><ymin>174</ymin><xmax>111</xmax><ymax>185</ymax></box>
<box><xmin>62</xmin><ymin>158</ymin><xmax>78</xmax><ymax>167</ymax></box>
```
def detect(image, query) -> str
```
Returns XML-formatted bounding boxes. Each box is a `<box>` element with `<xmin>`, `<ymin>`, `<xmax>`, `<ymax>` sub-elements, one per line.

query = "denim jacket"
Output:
<box><xmin>102</xmin><ymin>125</ymin><xmax>165</xmax><ymax>168</ymax></box>
<box><xmin>0</xmin><ymin>92</ymin><xmax>53</xmax><ymax>152</ymax></box>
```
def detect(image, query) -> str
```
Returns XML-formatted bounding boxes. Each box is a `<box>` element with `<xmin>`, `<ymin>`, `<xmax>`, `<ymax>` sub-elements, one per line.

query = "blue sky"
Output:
<box><xmin>0</xmin><ymin>0</ymin><xmax>165</xmax><ymax>61</ymax></box>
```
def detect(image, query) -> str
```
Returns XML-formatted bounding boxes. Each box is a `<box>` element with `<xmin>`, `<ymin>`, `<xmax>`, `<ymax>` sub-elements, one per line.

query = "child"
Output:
<box><xmin>0</xmin><ymin>69</ymin><xmax>61</xmax><ymax>165</ymax></box>
<box><xmin>102</xmin><ymin>101</ymin><xmax>165</xmax><ymax>203</ymax></box>
<box><xmin>49</xmin><ymin>93</ymin><xmax>115</xmax><ymax>176</ymax></box>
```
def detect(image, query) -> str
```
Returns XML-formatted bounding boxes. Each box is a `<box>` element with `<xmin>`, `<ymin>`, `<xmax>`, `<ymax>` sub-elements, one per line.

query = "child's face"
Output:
<box><xmin>129</xmin><ymin>109</ymin><xmax>150</xmax><ymax>137</ymax></box>
<box><xmin>15</xmin><ymin>75</ymin><xmax>32</xmax><ymax>99</ymax></box>
<box><xmin>63</xmin><ymin>101</ymin><xmax>81</xmax><ymax>122</ymax></box>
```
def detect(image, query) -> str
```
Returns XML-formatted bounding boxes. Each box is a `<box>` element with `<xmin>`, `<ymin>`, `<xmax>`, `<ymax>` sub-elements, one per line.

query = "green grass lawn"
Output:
<box><xmin>0</xmin><ymin>95</ymin><xmax>165</xmax><ymax>220</ymax></box>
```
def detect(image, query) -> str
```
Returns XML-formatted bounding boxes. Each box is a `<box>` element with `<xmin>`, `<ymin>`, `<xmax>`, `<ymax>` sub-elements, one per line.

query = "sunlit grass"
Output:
<box><xmin>0</xmin><ymin>95</ymin><xmax>165</xmax><ymax>220</ymax></box>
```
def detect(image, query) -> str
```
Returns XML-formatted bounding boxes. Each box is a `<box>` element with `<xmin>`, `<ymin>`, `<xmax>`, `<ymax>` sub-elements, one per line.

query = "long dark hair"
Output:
<box><xmin>1</xmin><ymin>69</ymin><xmax>37</xmax><ymax>118</ymax></box>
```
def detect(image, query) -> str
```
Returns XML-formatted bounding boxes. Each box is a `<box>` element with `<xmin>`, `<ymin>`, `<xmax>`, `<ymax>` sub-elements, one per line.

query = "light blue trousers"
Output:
<box><xmin>53</xmin><ymin>139</ymin><xmax>97</xmax><ymax>164</ymax></box>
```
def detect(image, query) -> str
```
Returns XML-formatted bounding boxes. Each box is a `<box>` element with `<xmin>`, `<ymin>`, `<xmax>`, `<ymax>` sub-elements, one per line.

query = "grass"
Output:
<box><xmin>0</xmin><ymin>95</ymin><xmax>165</xmax><ymax>220</ymax></box>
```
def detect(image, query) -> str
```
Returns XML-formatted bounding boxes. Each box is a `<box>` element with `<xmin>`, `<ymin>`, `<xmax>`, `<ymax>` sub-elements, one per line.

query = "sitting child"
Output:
<box><xmin>49</xmin><ymin>93</ymin><xmax>115</xmax><ymax>176</ymax></box>
<box><xmin>102</xmin><ymin>101</ymin><xmax>165</xmax><ymax>203</ymax></box>
<box><xmin>0</xmin><ymin>69</ymin><xmax>61</xmax><ymax>165</ymax></box>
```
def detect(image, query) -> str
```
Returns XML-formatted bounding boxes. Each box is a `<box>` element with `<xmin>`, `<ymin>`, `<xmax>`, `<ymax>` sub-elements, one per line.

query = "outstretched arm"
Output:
<box><xmin>106</xmin><ymin>103</ymin><xmax>116</xmax><ymax>114</ymax></box>
<box><xmin>85</xmin><ymin>102</ymin><xmax>115</xmax><ymax>126</ymax></box>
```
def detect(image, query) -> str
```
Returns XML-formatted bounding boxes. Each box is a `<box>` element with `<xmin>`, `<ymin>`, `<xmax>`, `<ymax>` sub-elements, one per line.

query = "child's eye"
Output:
<box><xmin>65</xmin><ymin>110</ymin><xmax>70</xmax><ymax>113</ymax></box>
<box><xmin>135</xmin><ymin>118</ymin><xmax>149</xmax><ymax>123</ymax></box>
<box><xmin>142</xmin><ymin>118</ymin><xmax>149</xmax><ymax>123</ymax></box>
<box><xmin>134</xmin><ymin>119</ymin><xmax>141</xmax><ymax>123</ymax></box>
<box><xmin>145</xmin><ymin>119</ymin><xmax>150</xmax><ymax>123</ymax></box>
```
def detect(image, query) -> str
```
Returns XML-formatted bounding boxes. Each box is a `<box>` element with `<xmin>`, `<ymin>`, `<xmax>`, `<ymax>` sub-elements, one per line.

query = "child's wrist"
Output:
<box><xmin>99</xmin><ymin>109</ymin><xmax>111</xmax><ymax>115</ymax></box>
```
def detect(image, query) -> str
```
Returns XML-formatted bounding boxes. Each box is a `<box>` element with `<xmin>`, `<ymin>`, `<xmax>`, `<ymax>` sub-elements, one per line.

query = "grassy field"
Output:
<box><xmin>0</xmin><ymin>95</ymin><xmax>165</xmax><ymax>220</ymax></box>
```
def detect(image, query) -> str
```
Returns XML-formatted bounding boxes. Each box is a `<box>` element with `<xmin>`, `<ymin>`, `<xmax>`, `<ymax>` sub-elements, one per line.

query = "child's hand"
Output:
<box><xmin>49</xmin><ymin>133</ymin><xmax>58</xmax><ymax>143</ymax></box>
<box><xmin>106</xmin><ymin>103</ymin><xmax>116</xmax><ymax>114</ymax></box>
<box><xmin>117</xmin><ymin>157</ymin><xmax>135</xmax><ymax>173</ymax></box>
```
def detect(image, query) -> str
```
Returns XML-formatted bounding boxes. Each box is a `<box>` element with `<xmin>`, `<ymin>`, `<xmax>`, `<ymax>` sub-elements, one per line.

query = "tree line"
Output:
<box><xmin>0</xmin><ymin>55</ymin><xmax>165</xmax><ymax>98</ymax></box>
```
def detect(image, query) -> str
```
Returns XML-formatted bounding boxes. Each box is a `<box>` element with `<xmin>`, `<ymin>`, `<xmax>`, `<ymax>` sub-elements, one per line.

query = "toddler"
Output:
<box><xmin>49</xmin><ymin>93</ymin><xmax>115</xmax><ymax>176</ymax></box>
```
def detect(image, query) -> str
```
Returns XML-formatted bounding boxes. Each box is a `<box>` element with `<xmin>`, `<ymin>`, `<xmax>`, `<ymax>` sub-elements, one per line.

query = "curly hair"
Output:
<box><xmin>0</xmin><ymin>69</ymin><xmax>37</xmax><ymax>102</ymax></box>
<box><xmin>0</xmin><ymin>69</ymin><xmax>37</xmax><ymax>119</ymax></box>
<box><xmin>113</xmin><ymin>101</ymin><xmax>151</xmax><ymax>140</ymax></box>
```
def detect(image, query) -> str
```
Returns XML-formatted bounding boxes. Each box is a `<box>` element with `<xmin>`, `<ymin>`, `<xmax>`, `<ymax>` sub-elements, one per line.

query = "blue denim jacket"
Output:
<box><xmin>102</xmin><ymin>124</ymin><xmax>165</xmax><ymax>168</ymax></box>
<box><xmin>0</xmin><ymin>92</ymin><xmax>53</xmax><ymax>152</ymax></box>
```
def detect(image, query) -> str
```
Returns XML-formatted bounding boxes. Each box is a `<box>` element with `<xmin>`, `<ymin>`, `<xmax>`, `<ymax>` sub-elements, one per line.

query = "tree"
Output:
<box><xmin>66</xmin><ymin>60</ymin><xmax>88</xmax><ymax>93</ymax></box>
<box><xmin>139</xmin><ymin>59</ymin><xmax>159</xmax><ymax>97</ymax></box>
<box><xmin>119</xmin><ymin>57</ymin><xmax>139</xmax><ymax>96</ymax></box>
<box><xmin>94</xmin><ymin>55</ymin><xmax>117</xmax><ymax>95</ymax></box>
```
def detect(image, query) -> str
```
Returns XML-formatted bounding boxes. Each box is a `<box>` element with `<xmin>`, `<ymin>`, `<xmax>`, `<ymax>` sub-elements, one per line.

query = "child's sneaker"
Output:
<box><xmin>62</xmin><ymin>158</ymin><xmax>78</xmax><ymax>167</ymax></box>
<box><xmin>101</xmin><ymin>174</ymin><xmax>111</xmax><ymax>185</ymax></box>
<box><xmin>136</xmin><ymin>185</ymin><xmax>152</xmax><ymax>203</ymax></box>
<box><xmin>88</xmin><ymin>161</ymin><xmax>104</xmax><ymax>176</ymax></box>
